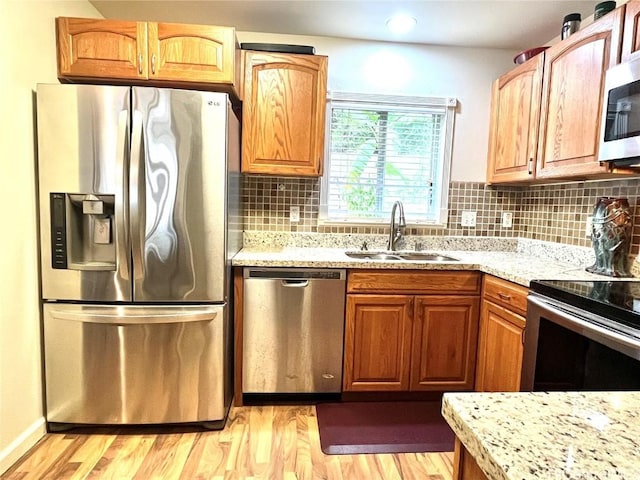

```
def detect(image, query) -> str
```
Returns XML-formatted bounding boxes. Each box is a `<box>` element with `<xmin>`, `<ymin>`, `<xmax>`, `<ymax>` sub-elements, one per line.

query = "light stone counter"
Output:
<box><xmin>442</xmin><ymin>391</ymin><xmax>640</xmax><ymax>480</ymax></box>
<box><xmin>232</xmin><ymin>246</ymin><xmax>614</xmax><ymax>287</ymax></box>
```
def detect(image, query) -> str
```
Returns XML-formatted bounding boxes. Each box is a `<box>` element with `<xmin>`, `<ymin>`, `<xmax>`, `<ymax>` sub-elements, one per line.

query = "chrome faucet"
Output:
<box><xmin>387</xmin><ymin>201</ymin><xmax>406</xmax><ymax>251</ymax></box>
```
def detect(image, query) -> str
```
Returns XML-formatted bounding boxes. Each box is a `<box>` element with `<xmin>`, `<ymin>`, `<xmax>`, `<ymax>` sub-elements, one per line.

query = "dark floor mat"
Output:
<box><xmin>315</xmin><ymin>400</ymin><xmax>454</xmax><ymax>455</ymax></box>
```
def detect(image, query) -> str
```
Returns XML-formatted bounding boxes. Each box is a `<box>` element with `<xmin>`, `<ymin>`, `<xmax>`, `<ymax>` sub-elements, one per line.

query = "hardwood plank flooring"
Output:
<box><xmin>1</xmin><ymin>405</ymin><xmax>454</xmax><ymax>480</ymax></box>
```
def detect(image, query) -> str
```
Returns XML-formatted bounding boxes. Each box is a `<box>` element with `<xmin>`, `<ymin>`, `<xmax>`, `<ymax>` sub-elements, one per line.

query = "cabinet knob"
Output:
<box><xmin>138</xmin><ymin>54</ymin><xmax>143</xmax><ymax>74</ymax></box>
<box><xmin>498</xmin><ymin>292</ymin><xmax>512</xmax><ymax>301</ymax></box>
<box><xmin>151</xmin><ymin>54</ymin><xmax>156</xmax><ymax>75</ymax></box>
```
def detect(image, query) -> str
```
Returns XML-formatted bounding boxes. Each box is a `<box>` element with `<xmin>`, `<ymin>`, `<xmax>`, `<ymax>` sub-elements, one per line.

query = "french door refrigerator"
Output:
<box><xmin>36</xmin><ymin>84</ymin><xmax>241</xmax><ymax>429</ymax></box>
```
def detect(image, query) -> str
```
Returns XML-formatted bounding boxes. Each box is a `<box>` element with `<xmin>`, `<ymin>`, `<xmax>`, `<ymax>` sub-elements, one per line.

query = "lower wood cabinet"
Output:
<box><xmin>475</xmin><ymin>275</ymin><xmax>527</xmax><ymax>392</ymax></box>
<box><xmin>343</xmin><ymin>270</ymin><xmax>481</xmax><ymax>392</ymax></box>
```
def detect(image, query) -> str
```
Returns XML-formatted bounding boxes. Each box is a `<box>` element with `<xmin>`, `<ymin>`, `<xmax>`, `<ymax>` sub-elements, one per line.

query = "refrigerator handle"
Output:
<box><xmin>129</xmin><ymin>110</ymin><xmax>145</xmax><ymax>279</ymax></box>
<box><xmin>115</xmin><ymin>109</ymin><xmax>130</xmax><ymax>281</ymax></box>
<box><xmin>48</xmin><ymin>308</ymin><xmax>218</xmax><ymax>325</ymax></box>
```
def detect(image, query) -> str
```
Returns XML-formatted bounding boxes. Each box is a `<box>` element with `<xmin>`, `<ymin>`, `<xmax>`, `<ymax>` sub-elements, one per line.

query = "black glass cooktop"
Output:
<box><xmin>530</xmin><ymin>279</ymin><xmax>640</xmax><ymax>331</ymax></box>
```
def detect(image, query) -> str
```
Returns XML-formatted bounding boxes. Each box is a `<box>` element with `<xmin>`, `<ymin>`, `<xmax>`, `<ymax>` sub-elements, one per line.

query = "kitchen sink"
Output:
<box><xmin>396</xmin><ymin>253</ymin><xmax>459</xmax><ymax>262</ymax></box>
<box><xmin>344</xmin><ymin>251</ymin><xmax>404</xmax><ymax>261</ymax></box>
<box><xmin>344</xmin><ymin>251</ymin><xmax>459</xmax><ymax>262</ymax></box>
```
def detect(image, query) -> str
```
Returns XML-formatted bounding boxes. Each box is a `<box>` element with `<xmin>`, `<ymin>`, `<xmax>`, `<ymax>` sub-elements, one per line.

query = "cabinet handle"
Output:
<box><xmin>497</xmin><ymin>292</ymin><xmax>511</xmax><ymax>301</ymax></box>
<box><xmin>527</xmin><ymin>157</ymin><xmax>533</xmax><ymax>175</ymax></box>
<box><xmin>151</xmin><ymin>54</ymin><xmax>156</xmax><ymax>75</ymax></box>
<box><xmin>138</xmin><ymin>54</ymin><xmax>143</xmax><ymax>74</ymax></box>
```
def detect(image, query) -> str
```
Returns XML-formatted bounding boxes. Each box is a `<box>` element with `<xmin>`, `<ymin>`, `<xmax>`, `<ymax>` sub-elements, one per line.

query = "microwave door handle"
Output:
<box><xmin>129</xmin><ymin>110</ymin><xmax>145</xmax><ymax>280</ymax></box>
<box><xmin>115</xmin><ymin>110</ymin><xmax>130</xmax><ymax>281</ymax></box>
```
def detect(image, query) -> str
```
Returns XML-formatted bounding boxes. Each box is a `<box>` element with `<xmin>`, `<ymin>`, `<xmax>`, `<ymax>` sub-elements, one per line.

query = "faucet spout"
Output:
<box><xmin>387</xmin><ymin>201</ymin><xmax>406</xmax><ymax>251</ymax></box>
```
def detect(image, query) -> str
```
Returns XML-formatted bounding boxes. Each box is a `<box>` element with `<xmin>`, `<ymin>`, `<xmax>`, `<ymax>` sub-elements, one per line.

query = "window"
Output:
<box><xmin>320</xmin><ymin>92</ymin><xmax>456</xmax><ymax>226</ymax></box>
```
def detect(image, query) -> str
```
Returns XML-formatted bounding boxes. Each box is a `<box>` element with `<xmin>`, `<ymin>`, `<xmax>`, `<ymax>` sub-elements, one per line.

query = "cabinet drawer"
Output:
<box><xmin>347</xmin><ymin>270</ymin><xmax>481</xmax><ymax>295</ymax></box>
<box><xmin>482</xmin><ymin>275</ymin><xmax>528</xmax><ymax>316</ymax></box>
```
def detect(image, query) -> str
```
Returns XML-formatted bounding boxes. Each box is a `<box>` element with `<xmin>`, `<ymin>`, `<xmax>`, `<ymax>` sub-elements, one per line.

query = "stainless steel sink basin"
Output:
<box><xmin>344</xmin><ymin>251</ymin><xmax>404</xmax><ymax>261</ymax></box>
<box><xmin>397</xmin><ymin>252</ymin><xmax>459</xmax><ymax>261</ymax></box>
<box><xmin>344</xmin><ymin>251</ymin><xmax>459</xmax><ymax>262</ymax></box>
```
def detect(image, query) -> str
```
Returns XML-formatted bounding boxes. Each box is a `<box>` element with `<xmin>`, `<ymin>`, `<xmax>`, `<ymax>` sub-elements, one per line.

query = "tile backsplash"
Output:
<box><xmin>242</xmin><ymin>176</ymin><xmax>640</xmax><ymax>256</ymax></box>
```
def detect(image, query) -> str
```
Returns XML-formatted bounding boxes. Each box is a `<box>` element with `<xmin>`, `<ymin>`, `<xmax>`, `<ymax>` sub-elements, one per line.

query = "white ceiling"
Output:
<box><xmin>90</xmin><ymin>0</ymin><xmax>603</xmax><ymax>51</ymax></box>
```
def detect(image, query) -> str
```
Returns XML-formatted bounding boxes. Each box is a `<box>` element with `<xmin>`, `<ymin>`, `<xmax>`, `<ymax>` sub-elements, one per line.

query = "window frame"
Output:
<box><xmin>319</xmin><ymin>91</ymin><xmax>457</xmax><ymax>227</ymax></box>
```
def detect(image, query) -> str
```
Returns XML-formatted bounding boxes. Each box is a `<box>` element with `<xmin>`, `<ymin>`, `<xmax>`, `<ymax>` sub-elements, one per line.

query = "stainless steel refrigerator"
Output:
<box><xmin>36</xmin><ymin>84</ymin><xmax>241</xmax><ymax>429</ymax></box>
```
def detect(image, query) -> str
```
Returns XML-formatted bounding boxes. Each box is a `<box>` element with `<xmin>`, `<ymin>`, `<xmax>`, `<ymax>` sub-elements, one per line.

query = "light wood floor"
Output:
<box><xmin>1</xmin><ymin>405</ymin><xmax>454</xmax><ymax>480</ymax></box>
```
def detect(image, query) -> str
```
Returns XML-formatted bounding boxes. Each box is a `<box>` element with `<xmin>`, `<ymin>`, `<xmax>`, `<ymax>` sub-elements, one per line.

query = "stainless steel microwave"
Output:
<box><xmin>599</xmin><ymin>57</ymin><xmax>640</xmax><ymax>166</ymax></box>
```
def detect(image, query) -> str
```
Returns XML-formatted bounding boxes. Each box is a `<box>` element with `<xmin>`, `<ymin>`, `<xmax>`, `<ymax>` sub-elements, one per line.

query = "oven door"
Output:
<box><xmin>599</xmin><ymin>56</ymin><xmax>640</xmax><ymax>165</ymax></box>
<box><xmin>523</xmin><ymin>293</ymin><xmax>640</xmax><ymax>391</ymax></box>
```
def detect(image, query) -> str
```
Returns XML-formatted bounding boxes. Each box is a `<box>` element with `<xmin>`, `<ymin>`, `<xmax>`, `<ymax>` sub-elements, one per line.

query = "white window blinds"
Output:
<box><xmin>320</xmin><ymin>92</ymin><xmax>456</xmax><ymax>226</ymax></box>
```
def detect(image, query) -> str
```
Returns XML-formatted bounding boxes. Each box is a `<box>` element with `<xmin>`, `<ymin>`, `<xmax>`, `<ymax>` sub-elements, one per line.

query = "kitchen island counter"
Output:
<box><xmin>442</xmin><ymin>391</ymin><xmax>640</xmax><ymax>480</ymax></box>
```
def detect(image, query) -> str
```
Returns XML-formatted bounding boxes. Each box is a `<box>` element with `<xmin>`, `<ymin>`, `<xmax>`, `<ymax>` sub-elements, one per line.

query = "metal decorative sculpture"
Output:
<box><xmin>586</xmin><ymin>197</ymin><xmax>633</xmax><ymax>277</ymax></box>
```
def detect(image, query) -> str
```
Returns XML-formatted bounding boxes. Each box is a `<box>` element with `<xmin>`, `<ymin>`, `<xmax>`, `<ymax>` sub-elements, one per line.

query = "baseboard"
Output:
<box><xmin>0</xmin><ymin>417</ymin><xmax>46</xmax><ymax>475</ymax></box>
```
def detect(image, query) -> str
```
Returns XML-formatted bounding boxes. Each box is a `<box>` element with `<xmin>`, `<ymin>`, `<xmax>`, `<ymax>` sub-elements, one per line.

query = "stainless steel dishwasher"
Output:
<box><xmin>242</xmin><ymin>268</ymin><xmax>346</xmax><ymax>393</ymax></box>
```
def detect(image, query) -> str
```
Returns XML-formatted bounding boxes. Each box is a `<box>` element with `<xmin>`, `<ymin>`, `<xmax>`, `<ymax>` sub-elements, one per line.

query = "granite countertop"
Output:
<box><xmin>232</xmin><ymin>243</ymin><xmax>614</xmax><ymax>287</ymax></box>
<box><xmin>442</xmin><ymin>391</ymin><xmax>640</xmax><ymax>480</ymax></box>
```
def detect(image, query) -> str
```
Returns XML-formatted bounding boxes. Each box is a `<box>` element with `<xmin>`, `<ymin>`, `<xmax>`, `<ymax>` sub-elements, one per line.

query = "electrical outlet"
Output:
<box><xmin>461</xmin><ymin>211</ymin><xmax>477</xmax><ymax>227</ymax></box>
<box><xmin>290</xmin><ymin>206</ymin><xmax>300</xmax><ymax>223</ymax></box>
<box><xmin>585</xmin><ymin>216</ymin><xmax>593</xmax><ymax>238</ymax></box>
<box><xmin>502</xmin><ymin>212</ymin><xmax>513</xmax><ymax>228</ymax></box>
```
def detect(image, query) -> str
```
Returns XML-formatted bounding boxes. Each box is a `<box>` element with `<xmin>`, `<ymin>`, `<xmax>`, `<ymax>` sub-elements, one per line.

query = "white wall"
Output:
<box><xmin>0</xmin><ymin>1</ymin><xmax>101</xmax><ymax>474</ymax></box>
<box><xmin>237</xmin><ymin>31</ymin><xmax>514</xmax><ymax>181</ymax></box>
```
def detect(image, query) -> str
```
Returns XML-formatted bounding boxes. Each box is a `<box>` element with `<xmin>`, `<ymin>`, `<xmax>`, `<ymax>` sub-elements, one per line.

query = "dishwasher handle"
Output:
<box><xmin>244</xmin><ymin>268</ymin><xmax>346</xmax><ymax>281</ymax></box>
<box><xmin>281</xmin><ymin>279</ymin><xmax>309</xmax><ymax>287</ymax></box>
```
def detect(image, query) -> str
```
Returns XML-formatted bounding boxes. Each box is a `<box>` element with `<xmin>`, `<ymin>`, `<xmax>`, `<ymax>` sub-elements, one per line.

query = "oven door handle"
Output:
<box><xmin>527</xmin><ymin>294</ymin><xmax>640</xmax><ymax>361</ymax></box>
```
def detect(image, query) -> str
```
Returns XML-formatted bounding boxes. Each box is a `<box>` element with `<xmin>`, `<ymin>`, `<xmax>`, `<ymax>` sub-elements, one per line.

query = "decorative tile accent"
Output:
<box><xmin>241</xmin><ymin>176</ymin><xmax>640</xmax><ymax>256</ymax></box>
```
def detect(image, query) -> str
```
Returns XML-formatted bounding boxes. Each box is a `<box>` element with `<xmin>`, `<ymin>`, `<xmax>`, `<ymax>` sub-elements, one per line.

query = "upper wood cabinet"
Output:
<box><xmin>241</xmin><ymin>50</ymin><xmax>328</xmax><ymax>176</ymax></box>
<box><xmin>56</xmin><ymin>17</ymin><xmax>239</xmax><ymax>95</ymax></box>
<box><xmin>486</xmin><ymin>54</ymin><xmax>544</xmax><ymax>183</ymax></box>
<box><xmin>56</xmin><ymin>18</ymin><xmax>147</xmax><ymax>80</ymax></box>
<box><xmin>535</xmin><ymin>7</ymin><xmax>623</xmax><ymax>180</ymax></box>
<box><xmin>622</xmin><ymin>0</ymin><xmax>640</xmax><ymax>61</ymax></box>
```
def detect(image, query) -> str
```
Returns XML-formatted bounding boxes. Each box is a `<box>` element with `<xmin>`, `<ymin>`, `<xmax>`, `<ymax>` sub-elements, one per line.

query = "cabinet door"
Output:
<box><xmin>56</xmin><ymin>17</ymin><xmax>147</xmax><ymax>80</ymax></box>
<box><xmin>536</xmin><ymin>8</ymin><xmax>623</xmax><ymax>179</ymax></box>
<box><xmin>410</xmin><ymin>296</ymin><xmax>479</xmax><ymax>391</ymax></box>
<box><xmin>622</xmin><ymin>2</ymin><xmax>640</xmax><ymax>62</ymax></box>
<box><xmin>147</xmin><ymin>23</ymin><xmax>237</xmax><ymax>84</ymax></box>
<box><xmin>486</xmin><ymin>54</ymin><xmax>543</xmax><ymax>183</ymax></box>
<box><xmin>242</xmin><ymin>51</ymin><xmax>328</xmax><ymax>176</ymax></box>
<box><xmin>343</xmin><ymin>295</ymin><xmax>413</xmax><ymax>391</ymax></box>
<box><xmin>475</xmin><ymin>300</ymin><xmax>525</xmax><ymax>392</ymax></box>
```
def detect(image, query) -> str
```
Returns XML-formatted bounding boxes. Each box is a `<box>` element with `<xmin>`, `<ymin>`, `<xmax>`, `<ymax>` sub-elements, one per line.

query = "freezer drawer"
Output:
<box><xmin>43</xmin><ymin>303</ymin><xmax>231</xmax><ymax>427</ymax></box>
<box><xmin>242</xmin><ymin>268</ymin><xmax>346</xmax><ymax>393</ymax></box>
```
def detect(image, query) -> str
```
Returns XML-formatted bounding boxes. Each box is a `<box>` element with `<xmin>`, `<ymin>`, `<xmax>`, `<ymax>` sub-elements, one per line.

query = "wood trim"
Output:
<box><xmin>233</xmin><ymin>267</ymin><xmax>243</xmax><ymax>406</ymax></box>
<box><xmin>347</xmin><ymin>270</ymin><xmax>481</xmax><ymax>295</ymax></box>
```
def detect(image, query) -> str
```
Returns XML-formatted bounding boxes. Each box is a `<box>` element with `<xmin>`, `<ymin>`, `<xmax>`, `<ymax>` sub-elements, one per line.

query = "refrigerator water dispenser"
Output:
<box><xmin>50</xmin><ymin>193</ymin><xmax>116</xmax><ymax>271</ymax></box>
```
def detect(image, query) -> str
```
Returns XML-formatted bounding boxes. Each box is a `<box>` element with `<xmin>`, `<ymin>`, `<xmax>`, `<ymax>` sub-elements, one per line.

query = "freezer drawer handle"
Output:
<box><xmin>48</xmin><ymin>309</ymin><xmax>216</xmax><ymax>325</ymax></box>
<box><xmin>281</xmin><ymin>280</ymin><xmax>309</xmax><ymax>288</ymax></box>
